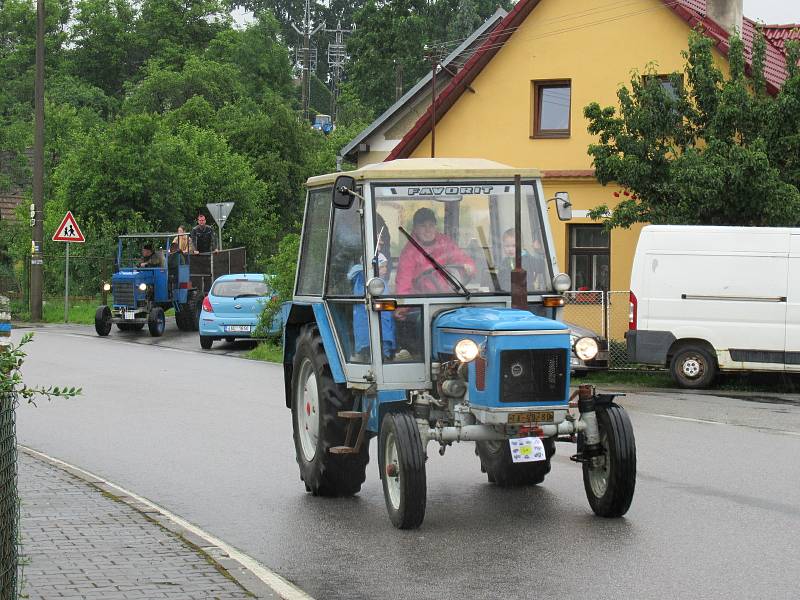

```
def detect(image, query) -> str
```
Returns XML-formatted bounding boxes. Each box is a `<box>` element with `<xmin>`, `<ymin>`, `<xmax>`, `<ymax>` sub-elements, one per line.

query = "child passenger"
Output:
<box><xmin>348</xmin><ymin>253</ymin><xmax>396</xmax><ymax>361</ymax></box>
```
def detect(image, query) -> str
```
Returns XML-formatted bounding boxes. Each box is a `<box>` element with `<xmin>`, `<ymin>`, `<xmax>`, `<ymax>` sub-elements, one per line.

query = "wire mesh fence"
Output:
<box><xmin>0</xmin><ymin>295</ymin><xmax>17</xmax><ymax>600</ymax></box>
<box><xmin>563</xmin><ymin>290</ymin><xmax>644</xmax><ymax>370</ymax></box>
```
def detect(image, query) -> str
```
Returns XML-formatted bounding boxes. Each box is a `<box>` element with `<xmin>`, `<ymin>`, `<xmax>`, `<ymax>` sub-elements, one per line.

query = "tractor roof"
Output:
<box><xmin>306</xmin><ymin>158</ymin><xmax>542</xmax><ymax>188</ymax></box>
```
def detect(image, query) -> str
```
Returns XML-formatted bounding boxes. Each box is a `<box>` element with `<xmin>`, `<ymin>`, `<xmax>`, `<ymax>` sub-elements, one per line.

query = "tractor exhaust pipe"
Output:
<box><xmin>511</xmin><ymin>174</ymin><xmax>528</xmax><ymax>310</ymax></box>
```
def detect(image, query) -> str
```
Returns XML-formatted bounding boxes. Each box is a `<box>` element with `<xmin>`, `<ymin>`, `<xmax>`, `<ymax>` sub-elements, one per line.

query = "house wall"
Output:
<box><xmin>408</xmin><ymin>0</ymin><xmax>732</xmax><ymax>291</ymax></box>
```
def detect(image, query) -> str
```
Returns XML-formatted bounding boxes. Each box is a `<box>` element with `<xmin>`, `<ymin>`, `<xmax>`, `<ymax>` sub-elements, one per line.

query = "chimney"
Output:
<box><xmin>707</xmin><ymin>0</ymin><xmax>743</xmax><ymax>37</ymax></box>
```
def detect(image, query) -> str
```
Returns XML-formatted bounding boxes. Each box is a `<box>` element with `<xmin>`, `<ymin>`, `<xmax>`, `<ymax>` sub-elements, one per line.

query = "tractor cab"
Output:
<box><xmin>283</xmin><ymin>158</ymin><xmax>636</xmax><ymax>529</ymax></box>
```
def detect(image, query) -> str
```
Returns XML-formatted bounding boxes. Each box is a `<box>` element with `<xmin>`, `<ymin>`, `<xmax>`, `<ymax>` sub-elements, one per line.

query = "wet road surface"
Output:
<box><xmin>14</xmin><ymin>325</ymin><xmax>800</xmax><ymax>600</ymax></box>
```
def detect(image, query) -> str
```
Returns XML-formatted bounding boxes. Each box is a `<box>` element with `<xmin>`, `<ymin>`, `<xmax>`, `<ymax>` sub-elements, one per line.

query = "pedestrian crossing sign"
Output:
<box><xmin>52</xmin><ymin>211</ymin><xmax>85</xmax><ymax>243</ymax></box>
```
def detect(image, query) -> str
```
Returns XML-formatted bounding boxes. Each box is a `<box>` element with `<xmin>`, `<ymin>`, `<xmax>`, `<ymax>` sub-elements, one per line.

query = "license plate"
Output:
<box><xmin>124</xmin><ymin>311</ymin><xmax>136</xmax><ymax>320</ymax></box>
<box><xmin>225</xmin><ymin>325</ymin><xmax>251</xmax><ymax>333</ymax></box>
<box><xmin>508</xmin><ymin>411</ymin><xmax>554</xmax><ymax>424</ymax></box>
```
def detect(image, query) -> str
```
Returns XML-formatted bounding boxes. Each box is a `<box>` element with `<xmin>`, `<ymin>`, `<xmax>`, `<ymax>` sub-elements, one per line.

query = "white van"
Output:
<box><xmin>627</xmin><ymin>225</ymin><xmax>800</xmax><ymax>388</ymax></box>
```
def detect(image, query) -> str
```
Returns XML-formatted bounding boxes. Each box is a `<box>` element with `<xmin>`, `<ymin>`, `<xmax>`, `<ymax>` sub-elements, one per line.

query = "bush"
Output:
<box><xmin>253</xmin><ymin>232</ymin><xmax>300</xmax><ymax>339</ymax></box>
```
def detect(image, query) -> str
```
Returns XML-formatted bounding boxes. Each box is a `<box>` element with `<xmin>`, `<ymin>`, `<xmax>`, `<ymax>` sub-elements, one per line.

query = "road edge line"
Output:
<box><xmin>19</xmin><ymin>445</ymin><xmax>315</xmax><ymax>600</ymax></box>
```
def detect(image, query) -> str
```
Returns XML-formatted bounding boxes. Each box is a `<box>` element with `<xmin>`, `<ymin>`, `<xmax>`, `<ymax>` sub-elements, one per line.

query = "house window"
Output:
<box><xmin>532</xmin><ymin>80</ymin><xmax>571</xmax><ymax>138</ymax></box>
<box><xmin>569</xmin><ymin>225</ymin><xmax>609</xmax><ymax>291</ymax></box>
<box><xmin>643</xmin><ymin>74</ymin><xmax>682</xmax><ymax>101</ymax></box>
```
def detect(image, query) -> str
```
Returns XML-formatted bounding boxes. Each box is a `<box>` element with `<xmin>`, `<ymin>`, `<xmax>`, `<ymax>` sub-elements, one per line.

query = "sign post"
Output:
<box><xmin>206</xmin><ymin>202</ymin><xmax>235</xmax><ymax>250</ymax></box>
<box><xmin>52</xmin><ymin>211</ymin><xmax>85</xmax><ymax>322</ymax></box>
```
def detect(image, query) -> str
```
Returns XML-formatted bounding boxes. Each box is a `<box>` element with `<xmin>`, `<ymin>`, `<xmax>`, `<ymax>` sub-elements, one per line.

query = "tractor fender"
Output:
<box><xmin>282</xmin><ymin>302</ymin><xmax>346</xmax><ymax>407</ymax></box>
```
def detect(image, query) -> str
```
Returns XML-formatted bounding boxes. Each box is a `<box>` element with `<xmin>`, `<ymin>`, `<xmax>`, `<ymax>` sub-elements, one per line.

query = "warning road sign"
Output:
<box><xmin>52</xmin><ymin>211</ymin><xmax>85</xmax><ymax>243</ymax></box>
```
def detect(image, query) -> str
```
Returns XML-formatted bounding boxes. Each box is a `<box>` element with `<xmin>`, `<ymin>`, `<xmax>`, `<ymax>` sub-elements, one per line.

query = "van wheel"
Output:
<box><xmin>670</xmin><ymin>345</ymin><xmax>716</xmax><ymax>389</ymax></box>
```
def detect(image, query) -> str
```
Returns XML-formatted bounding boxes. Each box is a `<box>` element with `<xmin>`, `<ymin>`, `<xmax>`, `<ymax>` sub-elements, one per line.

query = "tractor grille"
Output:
<box><xmin>499</xmin><ymin>349</ymin><xmax>567</xmax><ymax>403</ymax></box>
<box><xmin>113</xmin><ymin>281</ymin><xmax>135</xmax><ymax>307</ymax></box>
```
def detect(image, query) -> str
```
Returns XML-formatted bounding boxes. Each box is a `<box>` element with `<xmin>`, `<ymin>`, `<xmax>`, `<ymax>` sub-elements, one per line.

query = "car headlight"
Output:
<box><xmin>574</xmin><ymin>336</ymin><xmax>599</xmax><ymax>361</ymax></box>
<box><xmin>102</xmin><ymin>282</ymin><xmax>111</xmax><ymax>292</ymax></box>
<box><xmin>454</xmin><ymin>338</ymin><xmax>480</xmax><ymax>363</ymax></box>
<box><xmin>138</xmin><ymin>283</ymin><xmax>148</xmax><ymax>292</ymax></box>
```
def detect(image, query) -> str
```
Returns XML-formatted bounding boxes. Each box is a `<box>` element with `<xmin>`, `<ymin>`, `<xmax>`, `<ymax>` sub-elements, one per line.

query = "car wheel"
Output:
<box><xmin>476</xmin><ymin>438</ymin><xmax>554</xmax><ymax>487</ymax></box>
<box><xmin>291</xmin><ymin>324</ymin><xmax>369</xmax><ymax>497</ymax></box>
<box><xmin>225</xmin><ymin>337</ymin><xmax>236</xmax><ymax>343</ymax></box>
<box><xmin>200</xmin><ymin>336</ymin><xmax>213</xmax><ymax>349</ymax></box>
<box><xmin>670</xmin><ymin>344</ymin><xmax>717</xmax><ymax>389</ymax></box>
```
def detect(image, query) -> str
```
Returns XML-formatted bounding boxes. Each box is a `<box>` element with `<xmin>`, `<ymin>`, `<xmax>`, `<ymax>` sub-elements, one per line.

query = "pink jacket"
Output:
<box><xmin>395</xmin><ymin>233</ymin><xmax>475</xmax><ymax>294</ymax></box>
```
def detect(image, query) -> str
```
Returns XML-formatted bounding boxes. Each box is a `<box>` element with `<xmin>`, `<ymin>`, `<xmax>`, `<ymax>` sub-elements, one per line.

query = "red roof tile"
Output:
<box><xmin>388</xmin><ymin>0</ymin><xmax>795</xmax><ymax>161</ymax></box>
<box><xmin>763</xmin><ymin>24</ymin><xmax>800</xmax><ymax>53</ymax></box>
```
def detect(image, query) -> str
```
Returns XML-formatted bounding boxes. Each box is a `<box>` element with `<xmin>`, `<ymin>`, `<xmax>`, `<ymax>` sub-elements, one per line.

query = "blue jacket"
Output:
<box><xmin>348</xmin><ymin>265</ymin><xmax>396</xmax><ymax>357</ymax></box>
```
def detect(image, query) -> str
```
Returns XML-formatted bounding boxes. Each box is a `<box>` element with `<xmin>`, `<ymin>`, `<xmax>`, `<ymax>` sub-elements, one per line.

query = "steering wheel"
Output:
<box><xmin>412</xmin><ymin>264</ymin><xmax>471</xmax><ymax>293</ymax></box>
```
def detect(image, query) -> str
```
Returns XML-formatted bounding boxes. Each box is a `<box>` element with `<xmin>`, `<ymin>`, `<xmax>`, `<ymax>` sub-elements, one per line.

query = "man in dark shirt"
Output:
<box><xmin>190</xmin><ymin>214</ymin><xmax>216</xmax><ymax>254</ymax></box>
<box><xmin>138</xmin><ymin>244</ymin><xmax>164</xmax><ymax>268</ymax></box>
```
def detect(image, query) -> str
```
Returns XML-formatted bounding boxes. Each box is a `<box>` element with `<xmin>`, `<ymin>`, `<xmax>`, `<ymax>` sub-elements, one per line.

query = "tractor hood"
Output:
<box><xmin>432</xmin><ymin>307</ymin><xmax>569</xmax><ymax>360</ymax></box>
<box><xmin>434</xmin><ymin>307</ymin><xmax>568</xmax><ymax>332</ymax></box>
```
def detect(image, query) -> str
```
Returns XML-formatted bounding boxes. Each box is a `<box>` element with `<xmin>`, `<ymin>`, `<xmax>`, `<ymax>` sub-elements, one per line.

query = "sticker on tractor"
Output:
<box><xmin>509</xmin><ymin>437</ymin><xmax>546</xmax><ymax>463</ymax></box>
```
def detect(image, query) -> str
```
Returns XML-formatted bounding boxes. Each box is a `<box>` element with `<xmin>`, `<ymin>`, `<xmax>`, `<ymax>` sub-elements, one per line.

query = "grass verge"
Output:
<box><xmin>245</xmin><ymin>341</ymin><xmax>282</xmax><ymax>363</ymax></box>
<box><xmin>10</xmin><ymin>297</ymin><xmax>103</xmax><ymax>325</ymax></box>
<box><xmin>575</xmin><ymin>369</ymin><xmax>800</xmax><ymax>394</ymax></box>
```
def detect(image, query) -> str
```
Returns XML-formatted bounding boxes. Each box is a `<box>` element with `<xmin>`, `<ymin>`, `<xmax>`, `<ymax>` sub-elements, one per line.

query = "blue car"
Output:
<box><xmin>198</xmin><ymin>274</ymin><xmax>281</xmax><ymax>349</ymax></box>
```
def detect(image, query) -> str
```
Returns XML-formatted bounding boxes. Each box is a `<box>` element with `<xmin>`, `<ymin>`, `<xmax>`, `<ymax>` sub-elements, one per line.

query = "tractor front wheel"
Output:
<box><xmin>379</xmin><ymin>411</ymin><xmax>427</xmax><ymax>529</ymax></box>
<box><xmin>476</xmin><ymin>438</ymin><xmax>554</xmax><ymax>487</ymax></box>
<box><xmin>291</xmin><ymin>325</ymin><xmax>369</xmax><ymax>497</ymax></box>
<box><xmin>582</xmin><ymin>404</ymin><xmax>636</xmax><ymax>518</ymax></box>
<box><xmin>94</xmin><ymin>306</ymin><xmax>111</xmax><ymax>336</ymax></box>
<box><xmin>147</xmin><ymin>307</ymin><xmax>165</xmax><ymax>337</ymax></box>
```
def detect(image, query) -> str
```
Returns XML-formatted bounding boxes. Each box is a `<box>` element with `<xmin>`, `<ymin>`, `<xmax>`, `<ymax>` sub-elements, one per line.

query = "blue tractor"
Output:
<box><xmin>312</xmin><ymin>114</ymin><xmax>334</xmax><ymax>135</ymax></box>
<box><xmin>283</xmin><ymin>158</ymin><xmax>636</xmax><ymax>529</ymax></box>
<box><xmin>94</xmin><ymin>233</ymin><xmax>246</xmax><ymax>337</ymax></box>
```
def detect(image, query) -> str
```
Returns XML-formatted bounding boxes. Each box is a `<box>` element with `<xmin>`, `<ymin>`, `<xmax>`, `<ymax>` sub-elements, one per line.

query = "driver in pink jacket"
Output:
<box><xmin>395</xmin><ymin>208</ymin><xmax>475</xmax><ymax>294</ymax></box>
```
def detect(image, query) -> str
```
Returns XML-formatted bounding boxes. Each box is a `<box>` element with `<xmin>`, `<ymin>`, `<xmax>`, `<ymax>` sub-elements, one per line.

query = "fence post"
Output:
<box><xmin>0</xmin><ymin>294</ymin><xmax>18</xmax><ymax>600</ymax></box>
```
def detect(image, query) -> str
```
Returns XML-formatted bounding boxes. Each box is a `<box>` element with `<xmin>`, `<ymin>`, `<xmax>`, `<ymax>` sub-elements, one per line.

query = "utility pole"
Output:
<box><xmin>292</xmin><ymin>0</ymin><xmax>324</xmax><ymax>122</ymax></box>
<box><xmin>30</xmin><ymin>0</ymin><xmax>45</xmax><ymax>321</ymax></box>
<box><xmin>395</xmin><ymin>60</ymin><xmax>404</xmax><ymax>102</ymax></box>
<box><xmin>326</xmin><ymin>20</ymin><xmax>353</xmax><ymax>124</ymax></box>
<box><xmin>424</xmin><ymin>46</ymin><xmax>442</xmax><ymax>158</ymax></box>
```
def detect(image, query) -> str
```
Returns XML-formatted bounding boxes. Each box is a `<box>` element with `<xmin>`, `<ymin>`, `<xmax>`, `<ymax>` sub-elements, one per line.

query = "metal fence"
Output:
<box><xmin>0</xmin><ymin>296</ymin><xmax>17</xmax><ymax>600</ymax></box>
<box><xmin>563</xmin><ymin>290</ymin><xmax>639</xmax><ymax>370</ymax></box>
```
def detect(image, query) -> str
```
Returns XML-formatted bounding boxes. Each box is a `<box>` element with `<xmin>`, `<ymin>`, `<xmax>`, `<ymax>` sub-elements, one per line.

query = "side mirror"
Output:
<box><xmin>333</xmin><ymin>175</ymin><xmax>356</xmax><ymax>209</ymax></box>
<box><xmin>555</xmin><ymin>191</ymin><xmax>572</xmax><ymax>221</ymax></box>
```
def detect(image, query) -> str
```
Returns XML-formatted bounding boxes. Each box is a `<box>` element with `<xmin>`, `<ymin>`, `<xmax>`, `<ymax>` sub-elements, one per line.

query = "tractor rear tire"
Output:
<box><xmin>583</xmin><ymin>404</ymin><xmax>636</xmax><ymax>518</ymax></box>
<box><xmin>291</xmin><ymin>324</ymin><xmax>369</xmax><ymax>497</ymax></box>
<box><xmin>148</xmin><ymin>307</ymin><xmax>165</xmax><ymax>337</ymax></box>
<box><xmin>476</xmin><ymin>438</ymin><xmax>555</xmax><ymax>487</ymax></box>
<box><xmin>94</xmin><ymin>306</ymin><xmax>112</xmax><ymax>337</ymax></box>
<box><xmin>379</xmin><ymin>411</ymin><xmax>427</xmax><ymax>529</ymax></box>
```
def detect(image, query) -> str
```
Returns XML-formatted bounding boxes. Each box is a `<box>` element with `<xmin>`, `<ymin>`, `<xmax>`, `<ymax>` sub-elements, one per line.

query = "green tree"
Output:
<box><xmin>69</xmin><ymin>0</ymin><xmax>138</xmax><ymax>98</ymax></box>
<box><xmin>584</xmin><ymin>31</ymin><xmax>800</xmax><ymax>228</ymax></box>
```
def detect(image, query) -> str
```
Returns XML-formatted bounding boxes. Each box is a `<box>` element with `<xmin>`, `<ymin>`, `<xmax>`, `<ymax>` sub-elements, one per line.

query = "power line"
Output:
<box><xmin>326</xmin><ymin>20</ymin><xmax>354</xmax><ymax>124</ymax></box>
<box><xmin>291</xmin><ymin>0</ymin><xmax>324</xmax><ymax>122</ymax></box>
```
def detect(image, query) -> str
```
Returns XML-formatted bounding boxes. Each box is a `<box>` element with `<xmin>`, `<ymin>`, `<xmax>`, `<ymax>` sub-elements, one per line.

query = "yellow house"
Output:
<box><xmin>368</xmin><ymin>0</ymin><xmax>793</xmax><ymax>295</ymax></box>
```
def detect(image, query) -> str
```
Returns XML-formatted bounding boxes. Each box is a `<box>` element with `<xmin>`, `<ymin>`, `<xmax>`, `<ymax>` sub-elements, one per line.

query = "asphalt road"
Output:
<box><xmin>13</xmin><ymin>324</ymin><xmax>800</xmax><ymax>600</ymax></box>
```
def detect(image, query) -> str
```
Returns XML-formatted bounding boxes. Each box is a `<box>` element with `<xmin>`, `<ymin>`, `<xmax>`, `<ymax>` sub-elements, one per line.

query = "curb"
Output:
<box><xmin>19</xmin><ymin>445</ymin><xmax>315</xmax><ymax>600</ymax></box>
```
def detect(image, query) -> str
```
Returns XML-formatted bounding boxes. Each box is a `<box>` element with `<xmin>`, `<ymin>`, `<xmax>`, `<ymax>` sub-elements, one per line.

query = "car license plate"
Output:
<box><xmin>225</xmin><ymin>325</ymin><xmax>250</xmax><ymax>333</ymax></box>
<box><xmin>508</xmin><ymin>411</ymin><xmax>554</xmax><ymax>424</ymax></box>
<box><xmin>124</xmin><ymin>311</ymin><xmax>136</xmax><ymax>320</ymax></box>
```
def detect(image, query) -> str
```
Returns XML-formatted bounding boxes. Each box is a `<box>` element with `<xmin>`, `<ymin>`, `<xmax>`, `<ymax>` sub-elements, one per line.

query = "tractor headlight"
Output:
<box><xmin>454</xmin><ymin>339</ymin><xmax>480</xmax><ymax>363</ymax></box>
<box><xmin>102</xmin><ymin>282</ymin><xmax>111</xmax><ymax>292</ymax></box>
<box><xmin>138</xmin><ymin>283</ymin><xmax>148</xmax><ymax>292</ymax></box>
<box><xmin>574</xmin><ymin>336</ymin><xmax>599</xmax><ymax>361</ymax></box>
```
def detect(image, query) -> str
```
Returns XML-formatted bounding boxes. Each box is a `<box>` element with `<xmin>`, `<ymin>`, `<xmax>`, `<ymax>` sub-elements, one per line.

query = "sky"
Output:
<box><xmin>743</xmin><ymin>0</ymin><xmax>798</xmax><ymax>24</ymax></box>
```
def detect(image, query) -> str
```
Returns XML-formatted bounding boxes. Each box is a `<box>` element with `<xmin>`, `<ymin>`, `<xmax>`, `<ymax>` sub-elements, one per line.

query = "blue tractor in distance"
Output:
<box><xmin>94</xmin><ymin>233</ymin><xmax>246</xmax><ymax>337</ymax></box>
<box><xmin>283</xmin><ymin>158</ymin><xmax>636</xmax><ymax>529</ymax></box>
<box><xmin>312</xmin><ymin>114</ymin><xmax>334</xmax><ymax>135</ymax></box>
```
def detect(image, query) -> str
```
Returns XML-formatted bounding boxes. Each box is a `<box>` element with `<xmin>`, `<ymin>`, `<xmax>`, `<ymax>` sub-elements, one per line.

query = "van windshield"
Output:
<box><xmin>373</xmin><ymin>183</ymin><xmax>550</xmax><ymax>296</ymax></box>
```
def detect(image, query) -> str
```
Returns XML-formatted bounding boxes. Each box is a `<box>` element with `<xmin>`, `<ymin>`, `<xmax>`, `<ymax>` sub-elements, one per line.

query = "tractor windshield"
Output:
<box><xmin>118</xmin><ymin>237</ymin><xmax>167</xmax><ymax>269</ymax></box>
<box><xmin>373</xmin><ymin>183</ymin><xmax>550</xmax><ymax>296</ymax></box>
